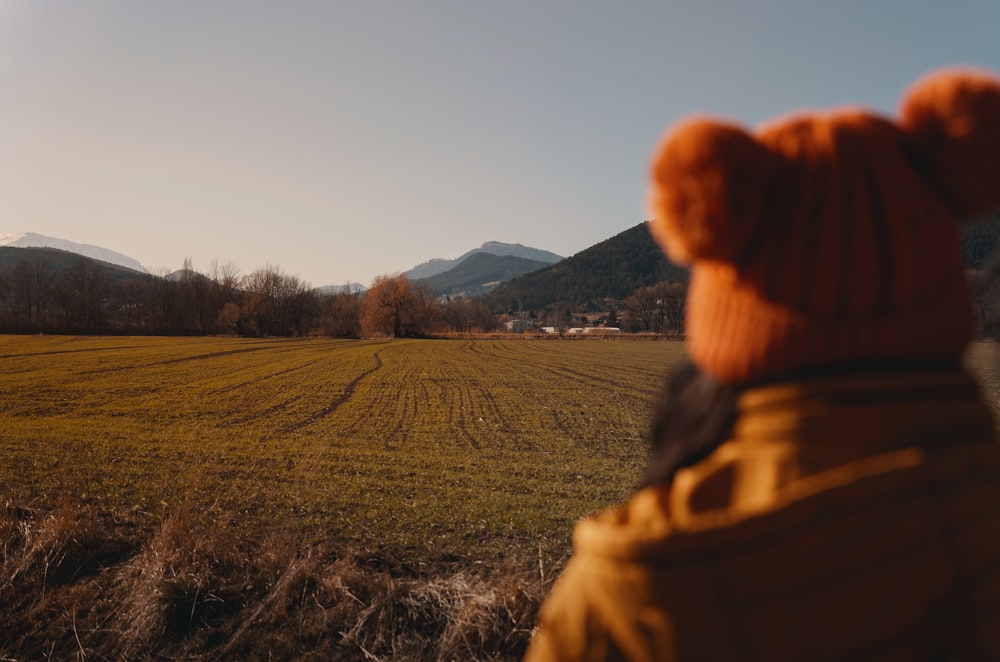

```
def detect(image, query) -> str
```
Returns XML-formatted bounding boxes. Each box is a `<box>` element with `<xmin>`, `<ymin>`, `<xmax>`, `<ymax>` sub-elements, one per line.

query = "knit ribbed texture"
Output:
<box><xmin>686</xmin><ymin>263</ymin><xmax>973</xmax><ymax>384</ymax></box>
<box><xmin>647</xmin><ymin>69</ymin><xmax>1000</xmax><ymax>384</ymax></box>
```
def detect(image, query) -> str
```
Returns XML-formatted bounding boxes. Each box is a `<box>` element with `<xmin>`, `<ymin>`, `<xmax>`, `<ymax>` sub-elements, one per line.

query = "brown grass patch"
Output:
<box><xmin>0</xmin><ymin>499</ymin><xmax>547</xmax><ymax>660</ymax></box>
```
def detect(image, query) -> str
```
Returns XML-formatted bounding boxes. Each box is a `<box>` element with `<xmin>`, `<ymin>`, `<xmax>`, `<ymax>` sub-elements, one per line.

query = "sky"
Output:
<box><xmin>2</xmin><ymin>1</ymin><xmax>998</xmax><ymax>287</ymax></box>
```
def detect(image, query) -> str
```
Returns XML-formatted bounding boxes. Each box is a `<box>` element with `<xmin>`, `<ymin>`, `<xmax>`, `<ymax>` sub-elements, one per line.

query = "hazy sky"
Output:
<box><xmin>2</xmin><ymin>1</ymin><xmax>998</xmax><ymax>286</ymax></box>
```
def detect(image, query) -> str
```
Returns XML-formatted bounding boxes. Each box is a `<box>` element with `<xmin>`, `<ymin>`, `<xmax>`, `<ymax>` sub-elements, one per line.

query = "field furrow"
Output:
<box><xmin>6</xmin><ymin>336</ymin><xmax>997</xmax><ymax>566</ymax></box>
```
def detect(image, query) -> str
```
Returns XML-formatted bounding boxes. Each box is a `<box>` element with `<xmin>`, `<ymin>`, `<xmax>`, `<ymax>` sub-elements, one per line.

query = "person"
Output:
<box><xmin>525</xmin><ymin>68</ymin><xmax>1000</xmax><ymax>661</ymax></box>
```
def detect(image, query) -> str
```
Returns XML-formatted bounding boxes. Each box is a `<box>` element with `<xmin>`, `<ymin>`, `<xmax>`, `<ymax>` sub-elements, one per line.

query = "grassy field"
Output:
<box><xmin>0</xmin><ymin>335</ymin><xmax>686</xmax><ymax>564</ymax></box>
<box><xmin>3</xmin><ymin>335</ymin><xmax>1000</xmax><ymax>659</ymax></box>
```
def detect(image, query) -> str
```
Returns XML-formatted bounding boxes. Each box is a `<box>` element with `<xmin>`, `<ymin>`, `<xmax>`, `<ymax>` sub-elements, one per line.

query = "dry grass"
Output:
<box><xmin>0</xmin><ymin>336</ymin><xmax>684</xmax><ymax>563</ymax></box>
<box><xmin>4</xmin><ymin>337</ymin><xmax>998</xmax><ymax>658</ymax></box>
<box><xmin>0</xmin><ymin>499</ymin><xmax>547</xmax><ymax>660</ymax></box>
<box><xmin>2</xmin><ymin>336</ymin><xmax>680</xmax><ymax>658</ymax></box>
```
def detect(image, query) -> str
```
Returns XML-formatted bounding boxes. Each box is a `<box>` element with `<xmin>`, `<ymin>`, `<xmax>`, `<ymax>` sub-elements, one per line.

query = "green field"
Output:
<box><xmin>0</xmin><ymin>335</ymin><xmax>690</xmax><ymax>565</ymax></box>
<box><xmin>4</xmin><ymin>335</ymin><xmax>1000</xmax><ymax>658</ymax></box>
<box><xmin>4</xmin><ymin>336</ymin><xmax>1000</xmax><ymax>560</ymax></box>
<box><xmin>5</xmin><ymin>336</ymin><xmax>1000</xmax><ymax>562</ymax></box>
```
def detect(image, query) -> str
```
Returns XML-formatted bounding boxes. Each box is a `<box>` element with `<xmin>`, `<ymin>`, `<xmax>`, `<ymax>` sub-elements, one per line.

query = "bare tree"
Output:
<box><xmin>238</xmin><ymin>265</ymin><xmax>316</xmax><ymax>336</ymax></box>
<box><xmin>317</xmin><ymin>291</ymin><xmax>362</xmax><ymax>338</ymax></box>
<box><xmin>171</xmin><ymin>258</ymin><xmax>209</xmax><ymax>333</ymax></box>
<box><xmin>623</xmin><ymin>281</ymin><xmax>687</xmax><ymax>334</ymax></box>
<box><xmin>623</xmin><ymin>284</ymin><xmax>660</xmax><ymax>332</ymax></box>
<box><xmin>10</xmin><ymin>256</ymin><xmax>55</xmax><ymax>328</ymax></box>
<box><xmin>361</xmin><ymin>274</ymin><xmax>436</xmax><ymax>337</ymax></box>
<box><xmin>209</xmin><ymin>260</ymin><xmax>242</xmax><ymax>334</ymax></box>
<box><xmin>209</xmin><ymin>260</ymin><xmax>241</xmax><ymax>300</ymax></box>
<box><xmin>441</xmin><ymin>298</ymin><xmax>498</xmax><ymax>333</ymax></box>
<box><xmin>0</xmin><ymin>271</ymin><xmax>17</xmax><ymax>328</ymax></box>
<box><xmin>55</xmin><ymin>258</ymin><xmax>112</xmax><ymax>330</ymax></box>
<box><xmin>130</xmin><ymin>269</ymin><xmax>180</xmax><ymax>333</ymax></box>
<box><xmin>655</xmin><ymin>281</ymin><xmax>687</xmax><ymax>334</ymax></box>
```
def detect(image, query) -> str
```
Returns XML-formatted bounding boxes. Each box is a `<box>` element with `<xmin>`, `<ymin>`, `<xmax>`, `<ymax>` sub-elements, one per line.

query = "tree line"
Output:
<box><xmin>0</xmin><ymin>255</ymin><xmax>499</xmax><ymax>337</ymax></box>
<box><xmin>0</xmin><ymin>251</ymin><xmax>694</xmax><ymax>338</ymax></box>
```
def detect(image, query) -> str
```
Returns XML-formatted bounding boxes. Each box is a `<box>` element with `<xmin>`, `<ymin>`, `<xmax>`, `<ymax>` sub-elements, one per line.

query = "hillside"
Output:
<box><xmin>484</xmin><ymin>222</ymin><xmax>688</xmax><ymax>312</ymax></box>
<box><xmin>478</xmin><ymin>211</ymin><xmax>1000</xmax><ymax>314</ymax></box>
<box><xmin>405</xmin><ymin>241</ymin><xmax>562</xmax><ymax>280</ymax></box>
<box><xmin>314</xmin><ymin>283</ymin><xmax>367</xmax><ymax>295</ymax></box>
<box><xmin>0</xmin><ymin>232</ymin><xmax>147</xmax><ymax>273</ymax></box>
<box><xmin>419</xmin><ymin>252</ymin><xmax>551</xmax><ymax>296</ymax></box>
<box><xmin>0</xmin><ymin>246</ymin><xmax>148</xmax><ymax>284</ymax></box>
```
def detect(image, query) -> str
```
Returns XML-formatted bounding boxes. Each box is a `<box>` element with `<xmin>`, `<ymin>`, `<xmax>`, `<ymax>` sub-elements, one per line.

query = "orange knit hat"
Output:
<box><xmin>648</xmin><ymin>68</ymin><xmax>1000</xmax><ymax>384</ymax></box>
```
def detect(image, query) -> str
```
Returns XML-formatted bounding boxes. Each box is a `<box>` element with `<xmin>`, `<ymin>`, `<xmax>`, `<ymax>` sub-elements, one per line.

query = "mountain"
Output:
<box><xmin>484</xmin><ymin>222</ymin><xmax>688</xmax><ymax>312</ymax></box>
<box><xmin>404</xmin><ymin>241</ymin><xmax>562</xmax><ymax>280</ymax></box>
<box><xmin>418</xmin><ymin>252</ymin><xmax>551</xmax><ymax>297</ymax></box>
<box><xmin>0</xmin><ymin>233</ymin><xmax>147</xmax><ymax>273</ymax></box>
<box><xmin>480</xmin><ymin>211</ymin><xmax>1000</xmax><ymax>314</ymax></box>
<box><xmin>165</xmin><ymin>268</ymin><xmax>201</xmax><ymax>282</ymax></box>
<box><xmin>314</xmin><ymin>283</ymin><xmax>367</xmax><ymax>295</ymax></box>
<box><xmin>0</xmin><ymin>246</ymin><xmax>148</xmax><ymax>284</ymax></box>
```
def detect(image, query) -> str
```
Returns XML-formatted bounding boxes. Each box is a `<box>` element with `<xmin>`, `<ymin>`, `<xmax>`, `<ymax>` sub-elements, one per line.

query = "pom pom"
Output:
<box><xmin>647</xmin><ymin>117</ymin><xmax>779</xmax><ymax>265</ymax></box>
<box><xmin>900</xmin><ymin>68</ymin><xmax>1000</xmax><ymax>219</ymax></box>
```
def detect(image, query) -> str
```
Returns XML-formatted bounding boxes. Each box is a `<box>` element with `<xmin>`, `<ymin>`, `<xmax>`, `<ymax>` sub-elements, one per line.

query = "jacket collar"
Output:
<box><xmin>668</xmin><ymin>367</ymin><xmax>995</xmax><ymax>526</ymax></box>
<box><xmin>573</xmin><ymin>367</ymin><xmax>997</xmax><ymax>561</ymax></box>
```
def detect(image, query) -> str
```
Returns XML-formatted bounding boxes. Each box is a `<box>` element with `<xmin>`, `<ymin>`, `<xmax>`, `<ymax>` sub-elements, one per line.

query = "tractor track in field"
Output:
<box><xmin>216</xmin><ymin>394</ymin><xmax>307</xmax><ymax>429</ymax></box>
<box><xmin>438</xmin><ymin>341</ymin><xmax>510</xmax><ymax>448</ymax></box>
<box><xmin>467</xmin><ymin>340</ymin><xmax>652</xmax><ymax>439</ymax></box>
<box><xmin>148</xmin><ymin>345</ymin><xmax>282</xmax><ymax>367</ymax></box>
<box><xmin>463</xmin><ymin>339</ymin><xmax>514</xmax><ymax>362</ymax></box>
<box><xmin>74</xmin><ymin>345</ymin><xmax>283</xmax><ymax>376</ymax></box>
<box><xmin>471</xmin><ymin>380</ymin><xmax>525</xmax><ymax>449</ymax></box>
<box><xmin>537</xmin><ymin>363</ymin><xmax>657</xmax><ymax>399</ymax></box>
<box><xmin>449</xmin><ymin>384</ymin><xmax>476</xmax><ymax>449</ymax></box>
<box><xmin>383</xmin><ymin>373</ymin><xmax>429</xmax><ymax>447</ymax></box>
<box><xmin>436</xmin><ymin>378</ymin><xmax>482</xmax><ymax>450</ymax></box>
<box><xmin>1</xmin><ymin>345</ymin><xmax>147</xmax><ymax>360</ymax></box>
<box><xmin>205</xmin><ymin>361</ymin><xmax>318</xmax><ymax>395</ymax></box>
<box><xmin>279</xmin><ymin>345</ymin><xmax>387</xmax><ymax>433</ymax></box>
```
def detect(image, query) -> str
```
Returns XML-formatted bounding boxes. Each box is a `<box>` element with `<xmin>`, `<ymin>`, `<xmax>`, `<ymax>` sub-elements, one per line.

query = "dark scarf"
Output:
<box><xmin>642</xmin><ymin>360</ymin><xmax>739</xmax><ymax>487</ymax></box>
<box><xmin>641</xmin><ymin>358</ymin><xmax>974</xmax><ymax>487</ymax></box>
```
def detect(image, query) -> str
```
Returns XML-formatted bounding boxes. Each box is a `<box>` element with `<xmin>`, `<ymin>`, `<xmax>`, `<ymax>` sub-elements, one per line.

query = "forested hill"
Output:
<box><xmin>483</xmin><ymin>211</ymin><xmax>1000</xmax><ymax>314</ymax></box>
<box><xmin>484</xmin><ymin>222</ymin><xmax>688</xmax><ymax>312</ymax></box>
<box><xmin>419</xmin><ymin>252</ymin><xmax>551</xmax><ymax>297</ymax></box>
<box><xmin>0</xmin><ymin>246</ymin><xmax>147</xmax><ymax>284</ymax></box>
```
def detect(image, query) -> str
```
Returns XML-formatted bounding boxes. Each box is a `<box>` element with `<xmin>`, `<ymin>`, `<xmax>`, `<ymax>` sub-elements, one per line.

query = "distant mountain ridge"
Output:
<box><xmin>418</xmin><ymin>252</ymin><xmax>551</xmax><ymax>297</ymax></box>
<box><xmin>0</xmin><ymin>233</ymin><xmax>148</xmax><ymax>273</ymax></box>
<box><xmin>0</xmin><ymin>246</ymin><xmax>148</xmax><ymax>284</ymax></box>
<box><xmin>404</xmin><ymin>241</ymin><xmax>562</xmax><ymax>280</ymax></box>
<box><xmin>9</xmin><ymin>213</ymin><xmax>998</xmax><ymax>315</ymax></box>
<box><xmin>485</xmin><ymin>222</ymin><xmax>688</xmax><ymax>312</ymax></box>
<box><xmin>481</xmin><ymin>212</ymin><xmax>1000</xmax><ymax>313</ymax></box>
<box><xmin>314</xmin><ymin>283</ymin><xmax>367</xmax><ymax>295</ymax></box>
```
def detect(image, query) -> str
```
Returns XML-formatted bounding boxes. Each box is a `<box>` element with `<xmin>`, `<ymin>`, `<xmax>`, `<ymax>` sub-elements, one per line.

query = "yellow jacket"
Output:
<box><xmin>526</xmin><ymin>369</ymin><xmax>1000</xmax><ymax>661</ymax></box>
